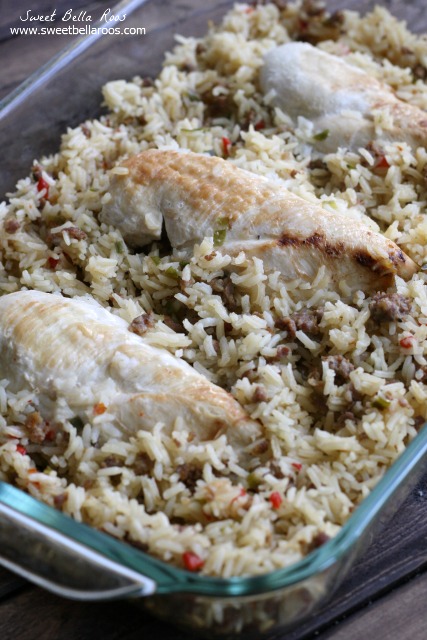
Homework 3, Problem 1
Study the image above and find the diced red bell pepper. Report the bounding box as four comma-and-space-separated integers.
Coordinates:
37, 177, 50, 198
375, 155, 390, 169
269, 491, 283, 509
222, 136, 231, 156
46, 256, 60, 269
182, 551, 204, 572
399, 336, 414, 349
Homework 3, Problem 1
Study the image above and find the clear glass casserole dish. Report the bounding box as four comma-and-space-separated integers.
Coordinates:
0, 0, 427, 637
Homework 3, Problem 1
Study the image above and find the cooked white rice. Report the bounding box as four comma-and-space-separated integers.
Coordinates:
0, 0, 427, 577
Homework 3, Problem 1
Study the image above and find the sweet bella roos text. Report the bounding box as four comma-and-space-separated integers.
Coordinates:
20, 9, 126, 23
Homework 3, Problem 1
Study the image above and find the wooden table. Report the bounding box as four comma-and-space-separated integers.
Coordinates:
1, 1, 427, 638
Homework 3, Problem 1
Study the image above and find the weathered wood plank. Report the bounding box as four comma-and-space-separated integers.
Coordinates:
0, 567, 26, 600
0, 583, 190, 640
0, 1, 112, 40
0, 1, 125, 99
320, 571, 427, 640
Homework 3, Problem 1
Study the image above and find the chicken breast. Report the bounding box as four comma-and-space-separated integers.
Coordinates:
259, 42, 427, 153
0, 290, 263, 460
101, 149, 417, 293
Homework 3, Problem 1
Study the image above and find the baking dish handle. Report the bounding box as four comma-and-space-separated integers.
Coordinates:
0, 500, 156, 600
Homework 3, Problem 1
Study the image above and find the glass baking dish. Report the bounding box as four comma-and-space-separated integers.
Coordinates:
1, 0, 427, 637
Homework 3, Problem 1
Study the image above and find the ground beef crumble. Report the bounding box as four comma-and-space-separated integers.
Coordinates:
211, 275, 239, 311
323, 354, 355, 384
369, 292, 411, 322
200, 86, 235, 119
101, 455, 122, 469
48, 226, 87, 245
133, 452, 154, 476
252, 385, 268, 403
413, 416, 426, 431
275, 308, 324, 337
25, 411, 51, 444
129, 312, 155, 336
306, 531, 331, 553
335, 410, 356, 427
176, 463, 203, 493
4, 218, 20, 234
53, 493, 67, 509
163, 315, 185, 333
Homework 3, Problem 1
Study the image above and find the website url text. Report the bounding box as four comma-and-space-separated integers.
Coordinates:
11, 25, 146, 36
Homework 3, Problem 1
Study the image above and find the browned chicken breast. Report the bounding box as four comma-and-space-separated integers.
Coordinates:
101, 149, 417, 293
259, 42, 427, 153
0, 290, 264, 462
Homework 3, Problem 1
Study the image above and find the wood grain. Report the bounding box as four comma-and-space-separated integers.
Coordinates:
321, 571, 427, 640
0, 1, 117, 99
1, 1, 427, 639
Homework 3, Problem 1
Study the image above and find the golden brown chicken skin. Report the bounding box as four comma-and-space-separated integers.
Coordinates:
101, 149, 417, 294
0, 290, 264, 461
260, 42, 427, 153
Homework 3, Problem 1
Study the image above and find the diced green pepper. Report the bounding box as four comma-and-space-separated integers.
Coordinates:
313, 129, 330, 141
372, 395, 391, 410
181, 127, 208, 133
165, 266, 180, 280
213, 228, 227, 246
247, 472, 262, 491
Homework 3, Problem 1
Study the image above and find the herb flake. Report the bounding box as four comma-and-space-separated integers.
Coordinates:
165, 266, 180, 280
313, 129, 330, 141
372, 395, 391, 410
213, 228, 227, 247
